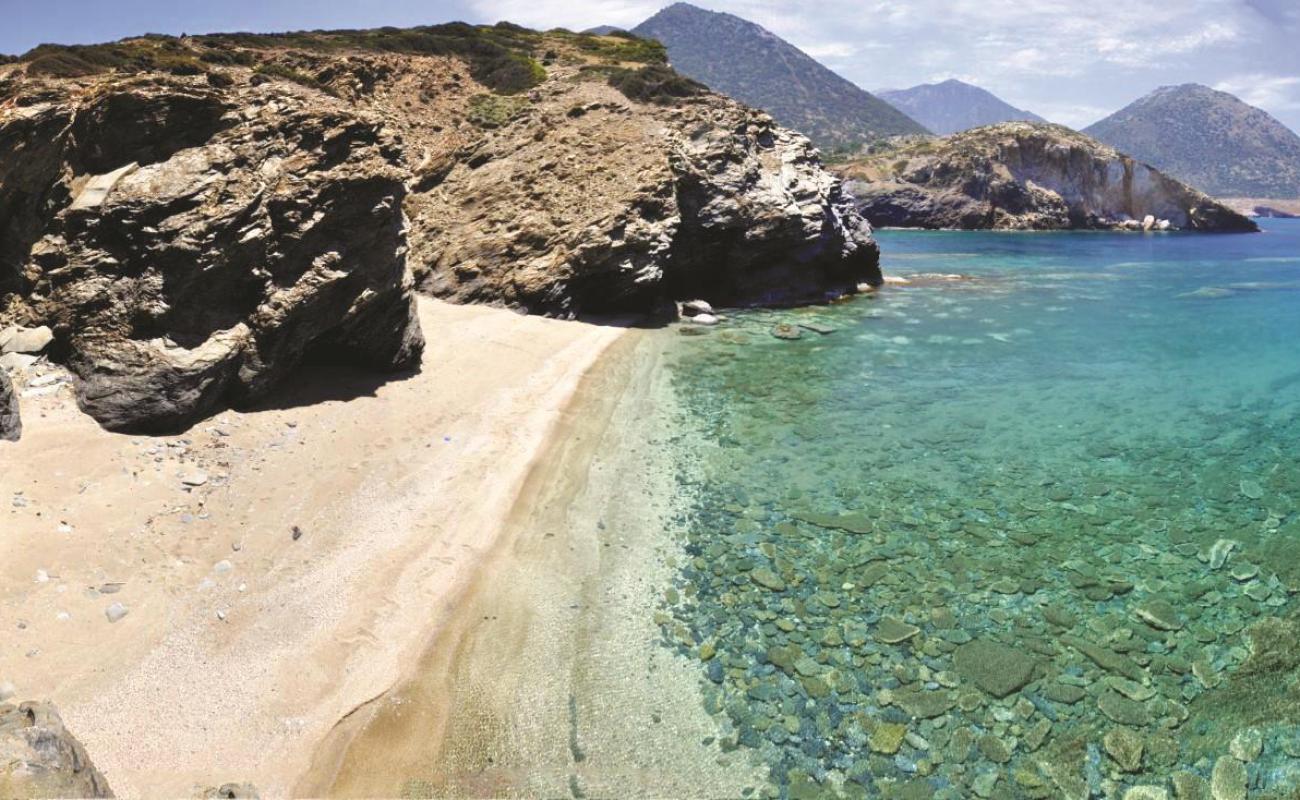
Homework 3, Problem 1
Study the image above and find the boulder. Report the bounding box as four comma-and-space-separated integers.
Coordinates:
953, 639, 1037, 698
0, 370, 18, 441
0, 326, 53, 355
681, 299, 715, 317
3, 79, 423, 433
0, 701, 113, 798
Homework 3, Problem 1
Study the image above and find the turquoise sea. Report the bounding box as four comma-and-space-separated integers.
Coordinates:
660, 220, 1300, 799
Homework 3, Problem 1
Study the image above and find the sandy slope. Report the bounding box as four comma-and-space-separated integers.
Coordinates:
0, 298, 624, 797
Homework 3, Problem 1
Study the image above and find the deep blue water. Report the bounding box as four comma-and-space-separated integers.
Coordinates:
661, 220, 1300, 799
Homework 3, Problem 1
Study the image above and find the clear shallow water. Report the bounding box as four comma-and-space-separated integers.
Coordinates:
660, 221, 1300, 799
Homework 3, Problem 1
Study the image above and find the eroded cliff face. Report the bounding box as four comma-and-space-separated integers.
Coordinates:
0, 77, 421, 432
405, 68, 880, 315
836, 122, 1257, 232
0, 31, 879, 431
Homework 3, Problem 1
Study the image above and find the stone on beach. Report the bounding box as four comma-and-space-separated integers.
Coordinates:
0, 702, 113, 797
0, 326, 53, 355
0, 371, 19, 442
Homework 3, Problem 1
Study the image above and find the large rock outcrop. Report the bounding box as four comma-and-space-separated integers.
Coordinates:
836, 122, 1258, 232
411, 72, 880, 315
0, 77, 423, 432
0, 370, 18, 441
0, 702, 113, 798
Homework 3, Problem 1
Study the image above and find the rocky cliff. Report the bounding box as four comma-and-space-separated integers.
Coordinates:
836, 122, 1258, 232
0, 702, 113, 798
0, 24, 879, 431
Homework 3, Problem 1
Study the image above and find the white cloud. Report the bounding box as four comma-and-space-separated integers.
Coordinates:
1214, 73, 1300, 113
469, 0, 659, 29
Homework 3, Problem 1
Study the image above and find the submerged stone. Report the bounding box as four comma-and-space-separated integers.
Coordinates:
876, 617, 921, 644
751, 568, 786, 592
1097, 690, 1151, 726
1134, 598, 1183, 631
869, 722, 908, 754
1210, 755, 1246, 800
953, 639, 1036, 698
1104, 727, 1145, 772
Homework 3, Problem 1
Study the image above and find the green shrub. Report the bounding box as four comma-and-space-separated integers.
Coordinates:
22, 40, 206, 77
20, 24, 549, 95
253, 61, 326, 90
466, 93, 528, 128
607, 64, 706, 105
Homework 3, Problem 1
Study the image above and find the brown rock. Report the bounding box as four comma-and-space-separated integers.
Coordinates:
0, 370, 18, 441
0, 701, 113, 798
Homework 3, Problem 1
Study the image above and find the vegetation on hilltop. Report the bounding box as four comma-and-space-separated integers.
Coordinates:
13, 23, 681, 99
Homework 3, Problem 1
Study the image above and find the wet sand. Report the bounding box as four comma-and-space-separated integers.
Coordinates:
0, 298, 628, 797
306, 330, 763, 798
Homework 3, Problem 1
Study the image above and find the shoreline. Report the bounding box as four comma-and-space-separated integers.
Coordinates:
0, 298, 627, 797
308, 327, 764, 798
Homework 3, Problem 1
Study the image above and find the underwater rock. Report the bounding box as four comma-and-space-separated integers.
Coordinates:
750, 568, 786, 592
1207, 539, 1237, 570
1228, 727, 1262, 762
1134, 598, 1183, 631
875, 616, 921, 644
770, 323, 802, 340
953, 639, 1037, 698
868, 722, 907, 754
1104, 727, 1145, 772
1097, 690, 1151, 726
1211, 755, 1247, 800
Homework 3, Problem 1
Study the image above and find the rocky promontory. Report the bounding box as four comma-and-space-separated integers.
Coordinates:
836, 122, 1258, 232
0, 25, 880, 432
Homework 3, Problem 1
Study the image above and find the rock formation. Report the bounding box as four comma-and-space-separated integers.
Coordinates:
411, 77, 880, 313
0, 369, 18, 441
0, 77, 422, 433
0, 26, 879, 431
836, 122, 1258, 232
0, 702, 113, 798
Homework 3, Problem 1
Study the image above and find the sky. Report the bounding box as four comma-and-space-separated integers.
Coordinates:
3, 0, 1298, 132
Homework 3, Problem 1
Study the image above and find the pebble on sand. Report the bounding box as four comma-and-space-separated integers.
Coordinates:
105, 602, 129, 623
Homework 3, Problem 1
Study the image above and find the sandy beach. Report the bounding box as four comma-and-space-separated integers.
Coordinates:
304, 331, 763, 798
0, 298, 627, 797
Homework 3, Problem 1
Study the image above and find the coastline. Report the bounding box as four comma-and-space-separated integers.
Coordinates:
0, 297, 626, 797
306, 327, 764, 798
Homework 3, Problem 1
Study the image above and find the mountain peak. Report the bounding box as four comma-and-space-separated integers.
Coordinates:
632, 5, 927, 149
877, 80, 1044, 136
1085, 84, 1300, 198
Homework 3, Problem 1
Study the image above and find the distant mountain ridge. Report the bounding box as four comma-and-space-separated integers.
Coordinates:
1084, 83, 1300, 199
878, 79, 1045, 136
632, 2, 927, 151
